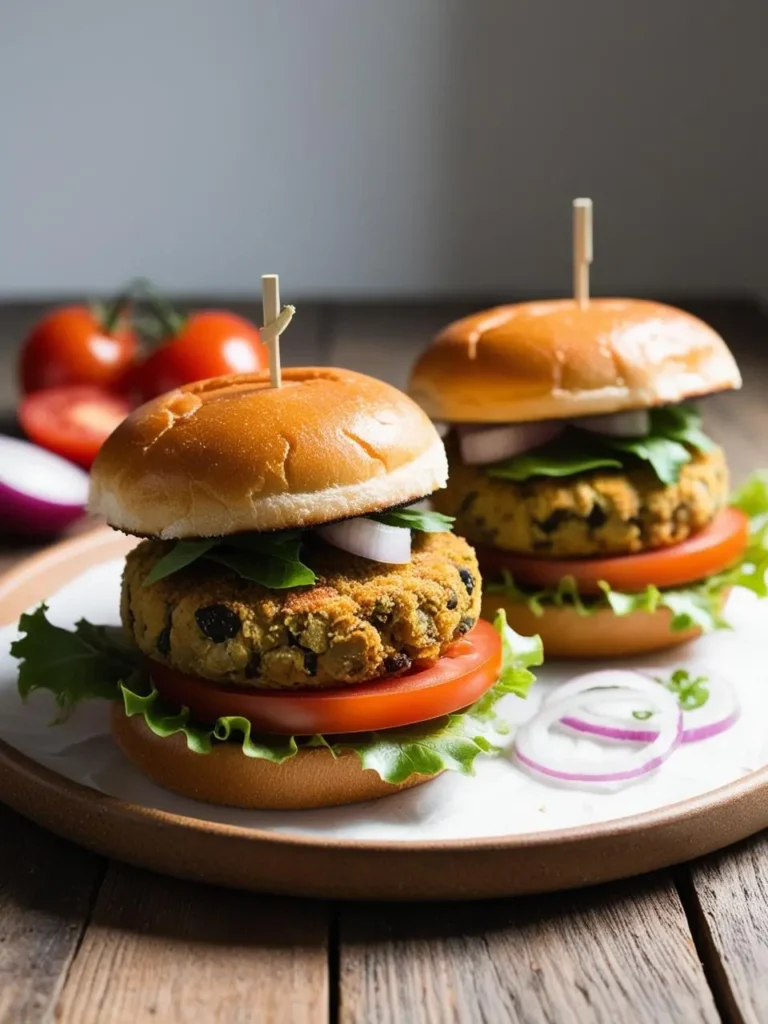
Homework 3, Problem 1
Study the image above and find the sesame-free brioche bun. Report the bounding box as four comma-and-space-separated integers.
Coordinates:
409, 299, 741, 424
480, 591, 723, 659
89, 367, 448, 539
110, 703, 435, 810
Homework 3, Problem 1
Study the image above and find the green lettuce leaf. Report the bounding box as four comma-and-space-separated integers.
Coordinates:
142, 531, 317, 590
599, 435, 690, 486
487, 448, 622, 481
11, 605, 141, 723
650, 404, 715, 453
121, 684, 301, 760
486, 472, 768, 634
143, 539, 220, 586
13, 605, 542, 784
372, 508, 455, 533
485, 403, 715, 485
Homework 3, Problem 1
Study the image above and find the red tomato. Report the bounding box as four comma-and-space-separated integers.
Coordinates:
19, 305, 138, 394
476, 507, 749, 594
19, 386, 131, 468
149, 620, 502, 736
131, 311, 268, 402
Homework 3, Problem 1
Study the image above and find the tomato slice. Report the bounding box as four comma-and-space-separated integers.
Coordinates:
476, 507, 749, 595
19, 386, 131, 469
149, 620, 501, 736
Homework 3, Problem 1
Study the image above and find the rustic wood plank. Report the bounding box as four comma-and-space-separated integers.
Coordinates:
339, 875, 719, 1024
683, 834, 768, 1024
0, 803, 104, 1024
56, 863, 329, 1024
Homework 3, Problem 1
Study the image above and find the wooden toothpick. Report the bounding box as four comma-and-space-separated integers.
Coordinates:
573, 198, 593, 309
261, 274, 295, 388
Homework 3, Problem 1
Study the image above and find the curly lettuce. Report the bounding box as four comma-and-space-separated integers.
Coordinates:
12, 606, 541, 784
485, 472, 768, 634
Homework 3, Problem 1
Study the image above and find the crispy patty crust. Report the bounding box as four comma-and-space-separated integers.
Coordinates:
433, 445, 728, 557
122, 532, 481, 689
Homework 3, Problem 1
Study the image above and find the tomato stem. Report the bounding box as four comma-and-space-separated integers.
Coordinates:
131, 277, 185, 338
100, 288, 133, 334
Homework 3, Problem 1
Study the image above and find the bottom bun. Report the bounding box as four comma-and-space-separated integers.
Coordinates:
480, 593, 718, 659
111, 704, 436, 810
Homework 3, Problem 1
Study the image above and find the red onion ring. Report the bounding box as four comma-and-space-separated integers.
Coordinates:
515, 676, 682, 786
551, 670, 739, 745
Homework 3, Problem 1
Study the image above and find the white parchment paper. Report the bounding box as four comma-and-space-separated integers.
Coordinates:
1, 558, 767, 843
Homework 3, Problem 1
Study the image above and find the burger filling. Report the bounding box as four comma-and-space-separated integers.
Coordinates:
433, 405, 768, 634
13, 505, 544, 784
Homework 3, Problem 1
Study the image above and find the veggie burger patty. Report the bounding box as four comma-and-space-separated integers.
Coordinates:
435, 444, 728, 558
122, 531, 481, 689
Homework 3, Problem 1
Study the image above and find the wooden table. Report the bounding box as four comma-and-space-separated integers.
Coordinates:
0, 299, 766, 1023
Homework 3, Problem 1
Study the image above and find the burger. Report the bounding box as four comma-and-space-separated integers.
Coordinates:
13, 367, 541, 809
409, 299, 768, 658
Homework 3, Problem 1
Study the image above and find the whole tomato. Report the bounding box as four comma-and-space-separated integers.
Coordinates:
19, 304, 138, 394
131, 310, 268, 402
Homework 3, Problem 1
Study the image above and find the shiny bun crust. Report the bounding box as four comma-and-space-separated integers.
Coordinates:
482, 593, 706, 658
409, 299, 741, 423
111, 704, 436, 809
89, 367, 448, 538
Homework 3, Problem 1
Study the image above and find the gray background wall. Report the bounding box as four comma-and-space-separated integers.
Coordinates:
1, 0, 766, 300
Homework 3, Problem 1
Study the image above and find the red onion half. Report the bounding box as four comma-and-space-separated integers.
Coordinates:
0, 435, 89, 535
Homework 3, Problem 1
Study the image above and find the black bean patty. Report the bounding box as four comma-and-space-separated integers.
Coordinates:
433, 445, 729, 557
121, 532, 481, 689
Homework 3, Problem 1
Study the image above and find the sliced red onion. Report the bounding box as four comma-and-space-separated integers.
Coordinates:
558, 671, 739, 745
456, 421, 563, 465
572, 409, 650, 438
0, 435, 89, 535
317, 517, 411, 563
515, 676, 681, 786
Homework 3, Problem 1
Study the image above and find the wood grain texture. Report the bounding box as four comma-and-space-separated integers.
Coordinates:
685, 834, 768, 1024
56, 863, 329, 1024
0, 804, 104, 1024
339, 876, 719, 1024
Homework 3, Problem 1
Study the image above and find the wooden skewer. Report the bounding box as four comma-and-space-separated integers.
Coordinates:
573, 198, 593, 309
261, 274, 295, 388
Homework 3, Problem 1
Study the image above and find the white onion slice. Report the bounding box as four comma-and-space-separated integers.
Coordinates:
572, 409, 650, 437
457, 422, 563, 465
317, 517, 411, 564
542, 669, 651, 706
0, 435, 89, 535
515, 673, 681, 787
558, 671, 739, 745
